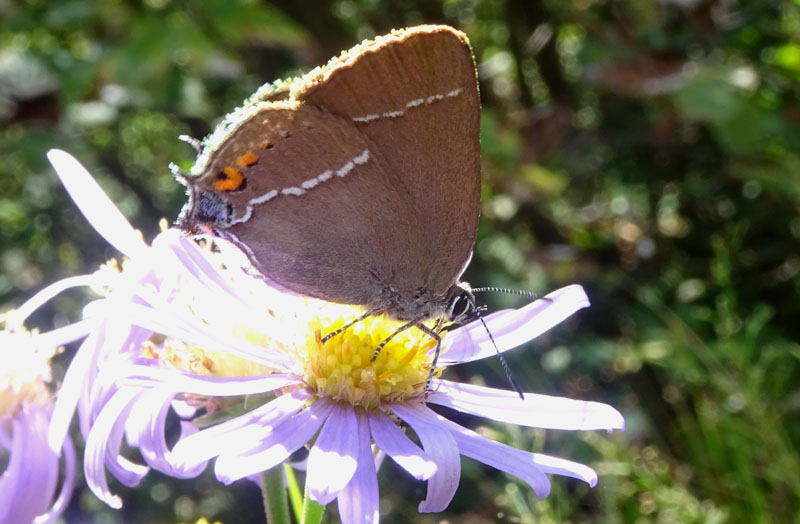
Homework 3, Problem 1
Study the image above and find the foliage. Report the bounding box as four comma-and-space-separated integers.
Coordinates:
2, 0, 799, 522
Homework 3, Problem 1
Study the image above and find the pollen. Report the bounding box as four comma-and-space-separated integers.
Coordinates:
143, 327, 274, 379
0, 321, 57, 417
300, 307, 445, 411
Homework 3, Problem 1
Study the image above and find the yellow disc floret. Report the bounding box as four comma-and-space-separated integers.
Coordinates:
301, 307, 444, 411
0, 318, 57, 418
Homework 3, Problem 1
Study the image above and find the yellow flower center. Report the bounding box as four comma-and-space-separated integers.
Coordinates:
0, 319, 57, 418
300, 307, 443, 410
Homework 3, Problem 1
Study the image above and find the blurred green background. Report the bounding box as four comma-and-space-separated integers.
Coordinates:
2, 0, 800, 522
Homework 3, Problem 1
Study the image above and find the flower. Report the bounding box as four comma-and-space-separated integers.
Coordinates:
36, 151, 294, 508
36, 150, 624, 522
115, 282, 622, 523
0, 323, 75, 524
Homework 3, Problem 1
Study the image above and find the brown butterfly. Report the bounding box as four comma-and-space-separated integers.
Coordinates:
175, 25, 481, 354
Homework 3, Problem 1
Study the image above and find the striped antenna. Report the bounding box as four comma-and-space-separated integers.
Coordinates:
476, 310, 523, 399
470, 286, 538, 299
453, 296, 524, 400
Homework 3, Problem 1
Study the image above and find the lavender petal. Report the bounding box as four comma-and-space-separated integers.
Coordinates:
35, 432, 76, 524
337, 410, 380, 524
171, 390, 309, 469
441, 284, 590, 364
215, 398, 334, 484
368, 409, 437, 480
0, 406, 59, 524
307, 403, 360, 505
47, 150, 147, 258
83, 388, 148, 508
428, 380, 625, 431
437, 414, 552, 497
48, 326, 103, 452
389, 403, 460, 513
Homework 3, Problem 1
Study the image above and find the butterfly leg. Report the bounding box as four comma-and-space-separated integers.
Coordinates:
321, 307, 381, 344
370, 319, 420, 360
414, 324, 445, 395
370, 318, 442, 393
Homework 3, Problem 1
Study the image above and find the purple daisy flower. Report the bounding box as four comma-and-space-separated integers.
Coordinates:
39, 150, 624, 522
115, 284, 622, 523
34, 152, 294, 507
0, 326, 75, 524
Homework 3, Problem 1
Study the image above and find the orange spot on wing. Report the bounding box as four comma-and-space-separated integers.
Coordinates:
213, 167, 245, 192
260, 141, 274, 150
236, 151, 259, 167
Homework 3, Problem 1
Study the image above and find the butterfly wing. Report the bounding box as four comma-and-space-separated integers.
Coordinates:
296, 25, 481, 300
181, 25, 480, 311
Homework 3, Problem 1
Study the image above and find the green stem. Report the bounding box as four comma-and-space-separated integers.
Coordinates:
284, 463, 304, 520
261, 467, 291, 524
300, 478, 326, 524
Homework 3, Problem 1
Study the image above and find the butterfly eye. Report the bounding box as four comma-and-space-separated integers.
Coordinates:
447, 289, 475, 322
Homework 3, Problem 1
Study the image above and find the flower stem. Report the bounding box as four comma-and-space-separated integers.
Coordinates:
300, 479, 325, 524
284, 463, 303, 520
261, 467, 290, 524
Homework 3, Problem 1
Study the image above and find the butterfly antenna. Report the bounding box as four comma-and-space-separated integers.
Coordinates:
469, 286, 543, 399
178, 134, 203, 154
171, 135, 204, 186
170, 162, 189, 185
475, 309, 524, 400
471, 286, 538, 299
